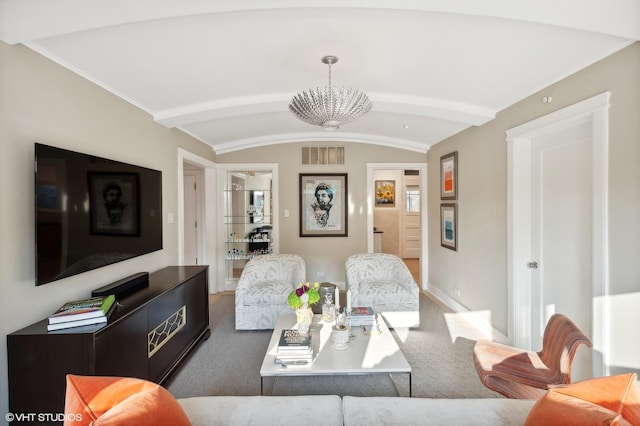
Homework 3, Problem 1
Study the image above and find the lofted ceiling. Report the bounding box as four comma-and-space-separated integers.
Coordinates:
1, 1, 638, 154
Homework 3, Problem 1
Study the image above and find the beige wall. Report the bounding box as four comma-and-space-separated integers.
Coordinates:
218, 144, 424, 284
0, 42, 215, 416
428, 42, 640, 372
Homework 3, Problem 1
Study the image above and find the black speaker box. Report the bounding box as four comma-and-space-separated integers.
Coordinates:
92, 272, 149, 298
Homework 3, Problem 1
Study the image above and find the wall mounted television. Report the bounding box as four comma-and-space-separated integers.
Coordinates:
35, 143, 163, 285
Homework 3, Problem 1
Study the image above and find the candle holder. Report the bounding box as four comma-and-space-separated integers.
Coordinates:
331, 323, 350, 350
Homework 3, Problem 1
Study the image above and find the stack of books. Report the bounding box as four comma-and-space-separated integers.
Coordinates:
47, 294, 116, 331
349, 306, 375, 327
275, 329, 313, 365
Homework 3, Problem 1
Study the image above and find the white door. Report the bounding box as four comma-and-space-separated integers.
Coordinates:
530, 122, 593, 380
183, 173, 200, 265
402, 179, 421, 259
508, 92, 610, 380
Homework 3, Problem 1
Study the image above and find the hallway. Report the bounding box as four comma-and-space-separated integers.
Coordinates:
403, 258, 420, 286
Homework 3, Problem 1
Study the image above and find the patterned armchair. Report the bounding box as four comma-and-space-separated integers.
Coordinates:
345, 253, 420, 328
235, 254, 306, 330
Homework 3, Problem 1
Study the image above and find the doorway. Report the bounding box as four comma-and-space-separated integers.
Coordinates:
507, 92, 610, 379
177, 149, 218, 292
367, 163, 428, 290
217, 164, 278, 291
402, 174, 421, 259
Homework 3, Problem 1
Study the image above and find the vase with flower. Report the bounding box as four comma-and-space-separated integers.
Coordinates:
287, 282, 320, 335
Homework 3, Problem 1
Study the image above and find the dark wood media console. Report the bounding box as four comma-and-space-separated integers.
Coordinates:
7, 265, 210, 424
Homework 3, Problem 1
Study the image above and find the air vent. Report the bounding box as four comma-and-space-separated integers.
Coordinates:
301, 146, 345, 165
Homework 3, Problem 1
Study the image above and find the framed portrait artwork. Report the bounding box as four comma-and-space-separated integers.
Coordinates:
299, 173, 348, 237
374, 180, 396, 207
440, 203, 457, 251
440, 151, 458, 200
88, 172, 140, 236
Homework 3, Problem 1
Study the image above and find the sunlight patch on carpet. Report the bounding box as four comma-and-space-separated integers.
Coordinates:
444, 310, 493, 343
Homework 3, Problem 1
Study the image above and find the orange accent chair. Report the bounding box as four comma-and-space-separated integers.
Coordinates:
473, 313, 593, 399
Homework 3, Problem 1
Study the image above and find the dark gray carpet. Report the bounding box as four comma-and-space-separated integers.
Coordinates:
166, 294, 501, 399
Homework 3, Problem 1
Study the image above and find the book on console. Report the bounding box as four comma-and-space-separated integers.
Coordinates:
277, 329, 311, 350
47, 302, 116, 331
47, 315, 108, 331
48, 294, 115, 324
47, 321, 110, 334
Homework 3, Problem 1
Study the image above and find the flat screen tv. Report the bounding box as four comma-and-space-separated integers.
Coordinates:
35, 143, 163, 285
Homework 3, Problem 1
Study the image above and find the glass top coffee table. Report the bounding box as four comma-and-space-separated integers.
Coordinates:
259, 313, 412, 396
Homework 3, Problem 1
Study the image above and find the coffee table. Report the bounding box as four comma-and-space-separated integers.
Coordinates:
260, 314, 412, 396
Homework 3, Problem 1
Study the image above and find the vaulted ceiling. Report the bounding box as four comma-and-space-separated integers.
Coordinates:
1, 1, 638, 154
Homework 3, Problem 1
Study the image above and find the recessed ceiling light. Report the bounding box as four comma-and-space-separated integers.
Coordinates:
403, 125, 410, 129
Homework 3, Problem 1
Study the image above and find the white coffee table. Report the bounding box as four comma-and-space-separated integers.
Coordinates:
260, 314, 412, 396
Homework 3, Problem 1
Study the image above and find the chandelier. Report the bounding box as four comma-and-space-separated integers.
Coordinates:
289, 55, 372, 130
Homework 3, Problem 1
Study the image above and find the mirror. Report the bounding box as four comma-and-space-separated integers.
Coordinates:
249, 190, 264, 224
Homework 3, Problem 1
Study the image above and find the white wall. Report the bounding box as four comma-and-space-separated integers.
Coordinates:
0, 41, 215, 419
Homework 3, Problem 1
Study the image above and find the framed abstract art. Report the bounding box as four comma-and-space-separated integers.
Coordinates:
440, 203, 457, 251
440, 151, 458, 200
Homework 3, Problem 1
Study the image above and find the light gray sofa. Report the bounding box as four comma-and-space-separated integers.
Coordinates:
177, 395, 535, 425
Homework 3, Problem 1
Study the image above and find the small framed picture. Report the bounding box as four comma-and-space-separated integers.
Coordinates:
440, 203, 457, 251
299, 173, 348, 237
440, 151, 458, 200
374, 180, 396, 207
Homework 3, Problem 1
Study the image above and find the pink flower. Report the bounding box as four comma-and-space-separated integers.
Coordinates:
295, 284, 309, 297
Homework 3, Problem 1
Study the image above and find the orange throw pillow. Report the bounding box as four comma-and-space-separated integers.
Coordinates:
525, 373, 640, 426
64, 375, 191, 426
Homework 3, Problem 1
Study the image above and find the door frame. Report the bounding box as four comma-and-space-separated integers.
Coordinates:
506, 92, 610, 376
216, 163, 279, 291
177, 149, 218, 292
367, 163, 428, 290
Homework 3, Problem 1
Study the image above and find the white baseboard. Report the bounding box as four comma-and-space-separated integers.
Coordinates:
426, 282, 509, 344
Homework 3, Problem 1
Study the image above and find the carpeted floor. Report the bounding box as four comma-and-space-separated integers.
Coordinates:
166, 293, 502, 399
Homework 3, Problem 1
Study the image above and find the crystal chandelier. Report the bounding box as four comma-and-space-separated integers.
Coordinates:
289, 55, 372, 130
